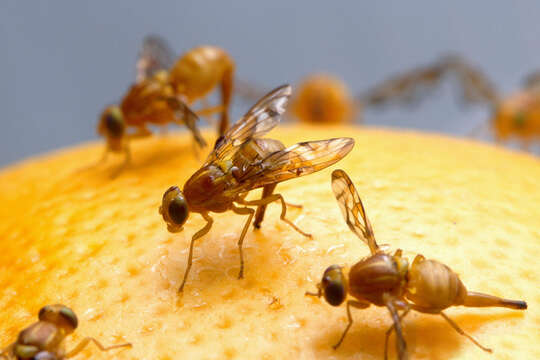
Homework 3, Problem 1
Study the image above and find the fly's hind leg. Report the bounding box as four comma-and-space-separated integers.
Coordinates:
218, 64, 234, 135
65, 337, 132, 358
238, 194, 312, 238
440, 311, 492, 353
179, 213, 214, 292
231, 204, 255, 279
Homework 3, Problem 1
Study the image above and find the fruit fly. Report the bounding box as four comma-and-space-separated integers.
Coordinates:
98, 35, 235, 167
237, 56, 540, 149
159, 84, 355, 292
0, 304, 131, 360
362, 54, 540, 149
306, 169, 527, 360
236, 62, 485, 126
236, 75, 358, 124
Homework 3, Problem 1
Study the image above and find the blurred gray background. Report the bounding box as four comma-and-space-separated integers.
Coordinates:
2, 1, 540, 166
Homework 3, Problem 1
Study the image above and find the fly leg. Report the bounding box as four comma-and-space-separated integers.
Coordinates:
196, 98, 220, 126
231, 204, 255, 279
110, 143, 132, 179
110, 126, 152, 178
440, 311, 492, 353
65, 337, 132, 358
99, 146, 110, 164
253, 184, 277, 229
195, 104, 225, 118
167, 96, 207, 149
385, 299, 408, 360
333, 300, 370, 350
238, 194, 312, 238
179, 213, 214, 292
253, 185, 303, 229
384, 305, 411, 360
218, 64, 234, 135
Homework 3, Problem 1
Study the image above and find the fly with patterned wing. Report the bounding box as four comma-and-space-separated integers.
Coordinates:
159, 84, 355, 292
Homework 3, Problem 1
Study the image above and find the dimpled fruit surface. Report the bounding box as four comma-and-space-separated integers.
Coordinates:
0, 126, 538, 360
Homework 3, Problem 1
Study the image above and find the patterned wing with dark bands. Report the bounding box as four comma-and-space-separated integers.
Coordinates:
166, 97, 206, 147
136, 35, 175, 82
361, 54, 499, 109
230, 137, 354, 193
331, 169, 379, 254
205, 84, 292, 165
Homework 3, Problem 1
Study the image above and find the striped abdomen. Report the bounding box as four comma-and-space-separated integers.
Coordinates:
405, 255, 467, 313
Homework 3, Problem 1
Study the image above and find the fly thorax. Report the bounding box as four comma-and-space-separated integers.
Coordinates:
17, 322, 63, 352
348, 253, 404, 306
183, 165, 231, 212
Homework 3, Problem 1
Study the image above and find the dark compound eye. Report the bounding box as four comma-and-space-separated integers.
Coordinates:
322, 265, 346, 306
160, 186, 189, 229
168, 196, 188, 225
38, 304, 78, 330
105, 112, 125, 137
59, 306, 78, 329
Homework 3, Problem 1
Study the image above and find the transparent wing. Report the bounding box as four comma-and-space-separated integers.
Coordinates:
166, 97, 206, 148
444, 55, 499, 106
229, 137, 354, 193
523, 70, 540, 91
234, 78, 269, 102
361, 54, 499, 109
136, 34, 175, 82
204, 84, 291, 165
331, 169, 379, 254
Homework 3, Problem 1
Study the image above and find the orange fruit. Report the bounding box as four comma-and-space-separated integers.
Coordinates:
0, 125, 537, 359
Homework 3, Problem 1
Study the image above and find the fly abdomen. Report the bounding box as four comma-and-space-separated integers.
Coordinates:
406, 256, 467, 312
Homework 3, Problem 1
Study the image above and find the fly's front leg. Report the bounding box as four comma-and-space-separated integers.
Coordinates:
65, 337, 132, 358
333, 300, 370, 350
231, 204, 255, 279
99, 146, 110, 164
179, 213, 214, 292
111, 125, 151, 177
239, 194, 312, 238
440, 311, 492, 353
110, 143, 132, 179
